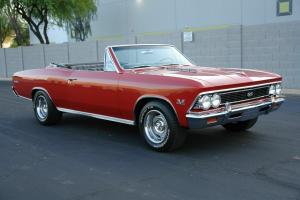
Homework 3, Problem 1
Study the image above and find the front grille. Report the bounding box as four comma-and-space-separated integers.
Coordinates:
220, 86, 270, 104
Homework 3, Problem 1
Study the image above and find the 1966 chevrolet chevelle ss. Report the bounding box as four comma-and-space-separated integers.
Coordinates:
12, 44, 284, 151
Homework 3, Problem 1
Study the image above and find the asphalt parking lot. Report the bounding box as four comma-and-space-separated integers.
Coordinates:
0, 81, 300, 200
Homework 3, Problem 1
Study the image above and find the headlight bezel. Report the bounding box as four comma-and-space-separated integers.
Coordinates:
198, 95, 212, 110
269, 83, 282, 96
275, 83, 282, 95
269, 84, 276, 95
211, 94, 221, 108
193, 93, 221, 110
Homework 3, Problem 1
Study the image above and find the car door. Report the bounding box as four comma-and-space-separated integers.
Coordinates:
44, 66, 74, 109
66, 51, 119, 118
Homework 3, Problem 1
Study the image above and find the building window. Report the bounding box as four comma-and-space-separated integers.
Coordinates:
277, 0, 292, 16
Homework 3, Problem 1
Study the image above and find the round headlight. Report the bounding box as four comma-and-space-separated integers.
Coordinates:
276, 84, 282, 95
211, 94, 221, 108
198, 95, 211, 110
269, 85, 276, 95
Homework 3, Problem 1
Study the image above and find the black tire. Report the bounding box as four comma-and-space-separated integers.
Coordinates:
138, 101, 187, 152
33, 90, 62, 125
222, 117, 258, 132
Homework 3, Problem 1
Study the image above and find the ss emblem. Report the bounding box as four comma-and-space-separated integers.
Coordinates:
247, 91, 254, 97
176, 99, 185, 105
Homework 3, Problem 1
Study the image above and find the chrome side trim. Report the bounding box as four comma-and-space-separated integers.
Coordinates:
12, 86, 18, 96
57, 107, 135, 125
186, 97, 285, 119
12, 86, 32, 100
188, 81, 282, 113
18, 95, 32, 101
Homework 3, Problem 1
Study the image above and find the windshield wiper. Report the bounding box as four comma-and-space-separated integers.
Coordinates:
132, 64, 182, 69
132, 65, 153, 69
161, 64, 181, 66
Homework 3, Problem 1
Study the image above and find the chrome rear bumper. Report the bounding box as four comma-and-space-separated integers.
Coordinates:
186, 97, 284, 129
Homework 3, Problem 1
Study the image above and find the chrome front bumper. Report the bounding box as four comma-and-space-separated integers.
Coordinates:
186, 97, 285, 129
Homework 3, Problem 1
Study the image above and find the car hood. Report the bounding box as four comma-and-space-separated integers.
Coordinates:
132, 65, 281, 87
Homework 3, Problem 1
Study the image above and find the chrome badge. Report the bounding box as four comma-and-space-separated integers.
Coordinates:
247, 91, 254, 98
176, 99, 185, 106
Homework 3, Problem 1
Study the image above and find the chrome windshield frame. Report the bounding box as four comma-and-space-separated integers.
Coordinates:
109, 44, 195, 71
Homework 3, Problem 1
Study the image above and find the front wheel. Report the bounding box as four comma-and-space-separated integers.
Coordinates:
33, 90, 62, 125
222, 118, 258, 132
139, 101, 187, 152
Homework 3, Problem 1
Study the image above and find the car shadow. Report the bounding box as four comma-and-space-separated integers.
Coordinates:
181, 127, 259, 153
58, 113, 141, 143
57, 113, 260, 154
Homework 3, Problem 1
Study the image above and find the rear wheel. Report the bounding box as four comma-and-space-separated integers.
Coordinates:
222, 118, 258, 132
138, 101, 187, 152
33, 91, 62, 125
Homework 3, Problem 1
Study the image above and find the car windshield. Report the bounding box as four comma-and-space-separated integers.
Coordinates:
112, 45, 193, 69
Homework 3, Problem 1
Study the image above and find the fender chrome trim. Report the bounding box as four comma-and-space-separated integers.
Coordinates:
133, 95, 179, 120
57, 107, 135, 125
32, 87, 57, 106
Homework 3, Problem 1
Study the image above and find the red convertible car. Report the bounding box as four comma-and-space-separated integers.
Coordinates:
12, 44, 284, 151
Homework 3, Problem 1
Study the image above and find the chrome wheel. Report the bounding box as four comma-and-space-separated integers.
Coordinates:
144, 110, 170, 145
35, 95, 48, 121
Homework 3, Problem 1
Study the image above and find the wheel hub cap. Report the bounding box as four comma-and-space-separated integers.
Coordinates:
36, 96, 48, 120
144, 110, 169, 144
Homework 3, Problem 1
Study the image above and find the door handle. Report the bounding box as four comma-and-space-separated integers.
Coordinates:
67, 78, 77, 84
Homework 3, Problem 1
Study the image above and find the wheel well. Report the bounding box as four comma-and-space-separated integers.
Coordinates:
134, 97, 177, 124
31, 88, 48, 100
31, 88, 58, 109
31, 89, 39, 100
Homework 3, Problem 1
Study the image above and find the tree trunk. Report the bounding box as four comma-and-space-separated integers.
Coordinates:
0, 34, 7, 48
0, 36, 5, 48
6, 7, 23, 46
43, 9, 49, 44
28, 22, 45, 44
15, 3, 48, 44
11, 18, 23, 45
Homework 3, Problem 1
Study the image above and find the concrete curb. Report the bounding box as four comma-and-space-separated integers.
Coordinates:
0, 78, 12, 81
282, 89, 300, 95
